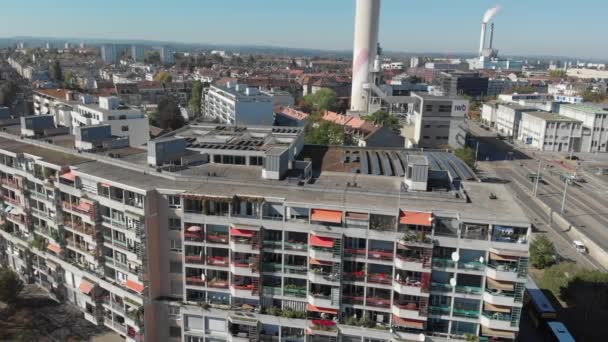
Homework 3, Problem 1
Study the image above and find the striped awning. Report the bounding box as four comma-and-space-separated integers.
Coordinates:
484, 302, 511, 313
486, 278, 515, 291
311, 209, 342, 224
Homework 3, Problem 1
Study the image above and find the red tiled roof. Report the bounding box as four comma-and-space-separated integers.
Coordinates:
278, 107, 309, 121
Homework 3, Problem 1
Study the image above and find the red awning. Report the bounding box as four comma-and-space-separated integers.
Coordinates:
126, 280, 145, 293
47, 243, 62, 254
311, 209, 342, 224
392, 315, 425, 329
399, 211, 432, 226
310, 235, 335, 248
60, 171, 76, 182
307, 304, 338, 315
309, 258, 333, 266
79, 280, 94, 294
230, 227, 255, 237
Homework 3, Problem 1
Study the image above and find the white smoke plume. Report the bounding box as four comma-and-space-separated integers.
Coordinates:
483, 5, 501, 23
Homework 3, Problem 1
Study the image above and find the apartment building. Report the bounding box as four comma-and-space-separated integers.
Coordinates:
517, 111, 583, 152
0, 124, 529, 342
101, 45, 118, 64
559, 104, 608, 152
204, 83, 274, 125
405, 92, 469, 149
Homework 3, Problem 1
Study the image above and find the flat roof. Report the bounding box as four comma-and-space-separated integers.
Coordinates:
562, 103, 608, 115
523, 111, 580, 122
0, 136, 90, 166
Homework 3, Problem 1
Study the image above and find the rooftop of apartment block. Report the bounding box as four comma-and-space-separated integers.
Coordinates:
523, 111, 581, 122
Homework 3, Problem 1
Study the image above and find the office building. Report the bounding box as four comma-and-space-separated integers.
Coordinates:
0, 123, 529, 342
495, 104, 540, 138
204, 83, 274, 125
517, 111, 583, 152
559, 104, 608, 152
440, 72, 489, 98
101, 45, 118, 64
131, 45, 146, 62
160, 47, 175, 65
404, 92, 469, 149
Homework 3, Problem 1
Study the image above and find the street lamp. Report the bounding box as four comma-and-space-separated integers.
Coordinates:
561, 178, 571, 214
533, 159, 542, 197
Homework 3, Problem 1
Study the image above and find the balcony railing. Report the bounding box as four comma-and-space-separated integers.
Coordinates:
207, 256, 229, 266
367, 273, 392, 285
186, 277, 206, 286
429, 305, 451, 315
455, 285, 482, 295
207, 279, 229, 289
343, 248, 366, 257
367, 250, 393, 261
309, 320, 337, 333
484, 287, 516, 297
342, 295, 364, 305
283, 286, 306, 298
365, 297, 391, 308
458, 261, 485, 271
185, 256, 206, 264
430, 282, 453, 293
263, 240, 282, 249
452, 308, 480, 319
184, 232, 205, 242
207, 233, 229, 244
343, 271, 365, 282
487, 262, 518, 273
284, 241, 307, 251
283, 265, 307, 275
1, 178, 22, 189
482, 311, 511, 321
432, 258, 456, 268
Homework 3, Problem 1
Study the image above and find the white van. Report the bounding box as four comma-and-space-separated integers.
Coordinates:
573, 240, 587, 253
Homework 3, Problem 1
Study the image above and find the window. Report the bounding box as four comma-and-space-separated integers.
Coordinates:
170, 239, 182, 252
169, 217, 181, 230
168, 195, 181, 208
425, 104, 433, 112
249, 156, 263, 166
121, 125, 129, 132
168, 305, 181, 320
438, 105, 451, 112
169, 326, 181, 338
170, 261, 183, 273
170, 280, 183, 296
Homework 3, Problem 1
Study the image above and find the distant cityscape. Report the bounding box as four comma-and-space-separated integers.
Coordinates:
0, 1, 606, 342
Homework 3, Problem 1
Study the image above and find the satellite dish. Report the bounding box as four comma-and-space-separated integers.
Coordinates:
449, 278, 456, 286
451, 252, 460, 262
479, 256, 485, 264
418, 333, 426, 341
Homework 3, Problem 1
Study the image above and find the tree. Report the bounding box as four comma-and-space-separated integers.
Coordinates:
144, 50, 161, 65
247, 55, 255, 66
548, 69, 567, 79
530, 235, 557, 269
362, 111, 400, 131
581, 89, 607, 103
188, 80, 203, 115
454, 147, 476, 169
154, 71, 173, 84
0, 267, 24, 304
50, 60, 62, 81
0, 81, 19, 107
304, 120, 347, 145
154, 97, 185, 130
63, 71, 74, 88
507, 86, 537, 94
302, 88, 338, 113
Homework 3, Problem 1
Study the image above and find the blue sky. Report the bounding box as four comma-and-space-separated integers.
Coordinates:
1, 0, 606, 58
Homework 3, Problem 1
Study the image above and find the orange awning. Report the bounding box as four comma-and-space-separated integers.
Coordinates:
399, 211, 432, 226
482, 327, 515, 339
47, 243, 62, 254
311, 209, 342, 224
100, 183, 110, 187
79, 280, 94, 294
307, 304, 338, 315
126, 280, 145, 293
486, 278, 515, 291
392, 315, 425, 329
230, 228, 255, 237
310, 235, 334, 248
309, 258, 333, 266
489, 252, 519, 261
60, 171, 76, 182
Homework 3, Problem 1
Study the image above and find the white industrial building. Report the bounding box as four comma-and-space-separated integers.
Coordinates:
495, 104, 539, 138
517, 111, 582, 152
404, 92, 469, 149
71, 96, 149, 147
204, 83, 274, 125
559, 104, 608, 152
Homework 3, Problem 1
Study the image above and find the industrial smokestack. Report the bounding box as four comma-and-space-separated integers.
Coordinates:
479, 23, 487, 56
351, 0, 381, 112
479, 5, 501, 56
489, 23, 495, 49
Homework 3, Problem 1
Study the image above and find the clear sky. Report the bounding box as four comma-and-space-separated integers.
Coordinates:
1, 0, 606, 59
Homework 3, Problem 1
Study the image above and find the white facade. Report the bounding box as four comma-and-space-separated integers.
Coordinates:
204, 84, 274, 125
131, 45, 145, 62
101, 45, 117, 64
481, 102, 498, 126
518, 111, 582, 152
72, 96, 149, 147
495, 104, 533, 137
559, 104, 608, 152
159, 47, 175, 65
553, 94, 583, 104
498, 93, 553, 103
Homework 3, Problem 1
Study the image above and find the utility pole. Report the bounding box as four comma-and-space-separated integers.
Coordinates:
561, 179, 570, 214
474, 141, 480, 169
533, 159, 542, 197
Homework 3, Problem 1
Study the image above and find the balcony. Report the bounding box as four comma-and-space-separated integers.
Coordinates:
186, 277, 206, 287
184, 232, 205, 243
262, 263, 282, 273
308, 320, 338, 336
342, 294, 364, 305
63, 220, 94, 236
230, 283, 258, 298
284, 241, 307, 251
458, 260, 485, 272
392, 303, 424, 320
207, 256, 229, 267
367, 273, 392, 286
283, 264, 307, 275
230, 259, 259, 276
343, 271, 365, 282
452, 307, 480, 319
486, 263, 519, 282
430, 282, 453, 293
1, 178, 23, 190
393, 279, 426, 296
185, 255, 205, 265
343, 248, 366, 259
63, 201, 96, 220
432, 258, 456, 269
481, 311, 517, 331
429, 305, 451, 316
455, 285, 482, 296
207, 278, 229, 289
283, 286, 306, 298
207, 233, 229, 245
307, 294, 336, 308
367, 249, 393, 262
262, 240, 282, 249
365, 296, 391, 309
308, 270, 340, 285
230, 237, 259, 254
